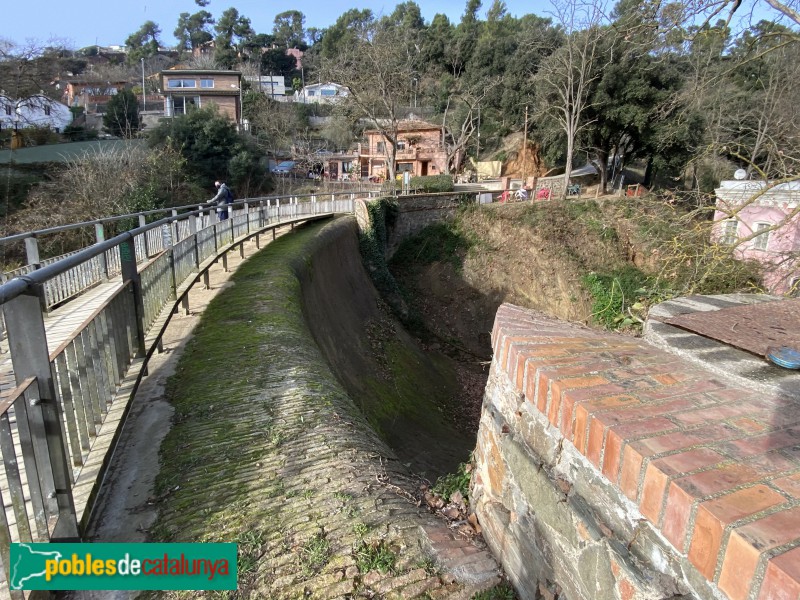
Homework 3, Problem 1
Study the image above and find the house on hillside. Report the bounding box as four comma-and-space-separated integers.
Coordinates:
713, 179, 800, 295
61, 79, 128, 113
245, 75, 287, 101
359, 119, 447, 181
286, 48, 304, 70
294, 82, 348, 104
0, 94, 72, 132
159, 68, 242, 122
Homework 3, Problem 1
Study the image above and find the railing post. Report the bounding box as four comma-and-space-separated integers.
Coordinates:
171, 210, 179, 243
95, 223, 109, 280
138, 214, 150, 258
24, 237, 41, 270
189, 214, 199, 269
4, 288, 79, 541
118, 238, 147, 358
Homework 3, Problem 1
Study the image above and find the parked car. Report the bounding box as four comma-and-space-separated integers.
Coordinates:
271, 160, 297, 175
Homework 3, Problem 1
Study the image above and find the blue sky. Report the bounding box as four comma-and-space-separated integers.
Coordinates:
4, 0, 555, 49
4, 0, 785, 50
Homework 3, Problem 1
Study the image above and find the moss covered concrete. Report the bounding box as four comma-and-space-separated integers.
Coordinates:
150, 217, 497, 598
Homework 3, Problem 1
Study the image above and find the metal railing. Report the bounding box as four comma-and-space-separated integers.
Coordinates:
0, 190, 381, 596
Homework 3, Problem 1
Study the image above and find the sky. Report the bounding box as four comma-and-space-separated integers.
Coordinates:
3, 0, 556, 49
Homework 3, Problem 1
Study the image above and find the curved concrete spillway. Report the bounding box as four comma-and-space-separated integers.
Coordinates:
298, 216, 474, 479
148, 216, 498, 597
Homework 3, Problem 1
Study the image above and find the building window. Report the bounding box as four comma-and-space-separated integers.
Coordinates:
752, 222, 770, 251
376, 142, 385, 153
397, 140, 406, 151
321, 89, 336, 96
167, 79, 197, 88
4, 106, 11, 116
43, 105, 51, 116
307, 90, 316, 96
200, 79, 214, 88
720, 219, 738, 245
172, 96, 200, 115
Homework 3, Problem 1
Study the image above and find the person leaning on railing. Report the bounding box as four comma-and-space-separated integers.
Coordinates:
210, 181, 233, 220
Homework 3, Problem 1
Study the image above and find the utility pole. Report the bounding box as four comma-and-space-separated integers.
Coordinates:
476, 105, 481, 159
141, 58, 146, 111
521, 105, 529, 188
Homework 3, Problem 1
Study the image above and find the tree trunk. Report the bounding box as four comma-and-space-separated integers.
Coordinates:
562, 132, 574, 200
594, 150, 608, 194
643, 157, 654, 188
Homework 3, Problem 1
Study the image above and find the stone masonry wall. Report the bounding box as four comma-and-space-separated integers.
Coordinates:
472, 303, 800, 600
385, 193, 472, 258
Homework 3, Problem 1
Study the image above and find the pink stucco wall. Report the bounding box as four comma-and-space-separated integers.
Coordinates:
714, 181, 800, 295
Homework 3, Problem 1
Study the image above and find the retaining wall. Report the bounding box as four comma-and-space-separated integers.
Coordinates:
385, 193, 473, 258
473, 303, 800, 600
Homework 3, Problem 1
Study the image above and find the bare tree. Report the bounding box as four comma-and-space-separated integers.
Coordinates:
441, 78, 498, 174
534, 0, 612, 198
321, 23, 418, 182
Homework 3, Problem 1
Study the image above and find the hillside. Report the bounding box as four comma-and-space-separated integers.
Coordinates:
387, 196, 761, 429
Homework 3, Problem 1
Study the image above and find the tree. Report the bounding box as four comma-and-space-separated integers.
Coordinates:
125, 21, 161, 64
0, 39, 69, 104
534, 0, 612, 198
9, 144, 194, 256
322, 22, 419, 182
441, 79, 496, 172
213, 8, 255, 68
174, 10, 214, 54
103, 89, 140, 138
147, 106, 269, 195
261, 49, 297, 78
317, 9, 374, 60
273, 11, 307, 49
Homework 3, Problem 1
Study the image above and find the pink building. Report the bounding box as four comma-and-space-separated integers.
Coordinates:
714, 180, 800, 295
360, 120, 447, 181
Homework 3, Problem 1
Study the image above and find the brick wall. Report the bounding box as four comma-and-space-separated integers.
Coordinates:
473, 303, 800, 600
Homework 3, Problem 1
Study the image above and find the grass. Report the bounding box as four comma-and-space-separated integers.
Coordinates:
390, 221, 475, 274
299, 532, 331, 575
354, 540, 396, 574
472, 582, 517, 600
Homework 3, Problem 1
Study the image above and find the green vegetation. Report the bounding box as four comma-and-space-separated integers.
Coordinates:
358, 198, 408, 321
390, 220, 475, 273
472, 582, 517, 600
582, 267, 656, 329
410, 174, 454, 193
103, 89, 140, 138
147, 106, 270, 196
299, 532, 331, 575
354, 540, 396, 574
432, 460, 472, 501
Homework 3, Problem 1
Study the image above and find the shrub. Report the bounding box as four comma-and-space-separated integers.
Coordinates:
432, 461, 472, 501
410, 174, 454, 193
582, 266, 655, 330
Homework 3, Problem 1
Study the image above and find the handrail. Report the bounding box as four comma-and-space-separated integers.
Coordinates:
0, 191, 382, 306
0, 211, 179, 304
0, 190, 375, 246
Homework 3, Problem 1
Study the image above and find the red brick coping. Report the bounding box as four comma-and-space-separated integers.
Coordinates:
491, 304, 800, 600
